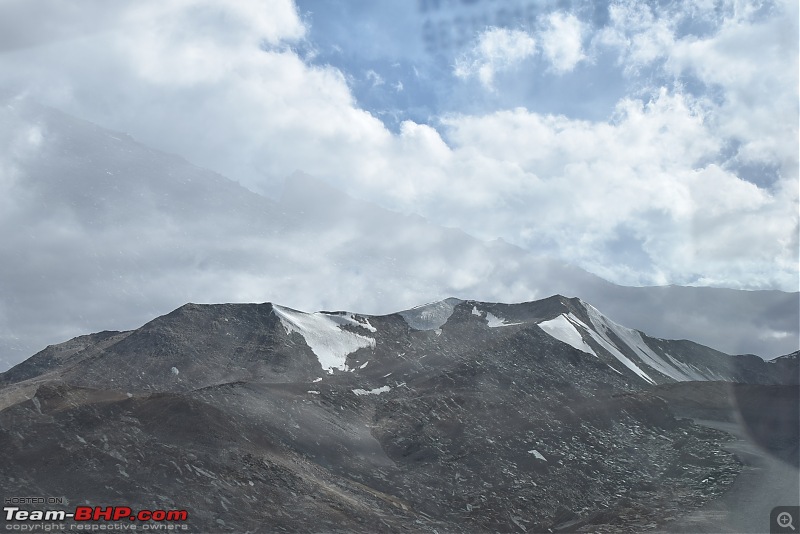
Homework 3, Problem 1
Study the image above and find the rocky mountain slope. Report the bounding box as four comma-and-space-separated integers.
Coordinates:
1, 296, 797, 532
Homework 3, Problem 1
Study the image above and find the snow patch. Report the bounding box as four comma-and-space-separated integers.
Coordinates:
581, 304, 656, 384
399, 298, 460, 330
485, 312, 522, 328
324, 312, 378, 333
352, 385, 391, 396
581, 302, 725, 383
472, 305, 522, 328
537, 314, 597, 357
663, 353, 715, 381
594, 313, 683, 380
273, 305, 375, 372
528, 449, 547, 461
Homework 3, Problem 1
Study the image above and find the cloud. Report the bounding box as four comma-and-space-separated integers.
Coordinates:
595, 1, 676, 71
0, 0, 393, 195
454, 27, 536, 90
365, 69, 384, 87
0, 0, 133, 52
539, 12, 585, 73
0, 0, 795, 299
589, 0, 798, 208
421, 88, 794, 290
1, 101, 794, 374
667, 0, 799, 175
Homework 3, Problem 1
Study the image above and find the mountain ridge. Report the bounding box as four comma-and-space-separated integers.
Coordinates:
3, 295, 795, 394
1, 294, 796, 532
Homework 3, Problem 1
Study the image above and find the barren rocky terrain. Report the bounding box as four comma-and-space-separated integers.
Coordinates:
1, 298, 797, 532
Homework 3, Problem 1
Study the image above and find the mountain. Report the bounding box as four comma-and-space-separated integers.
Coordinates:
4, 296, 790, 392
1, 297, 797, 532
1, 98, 797, 373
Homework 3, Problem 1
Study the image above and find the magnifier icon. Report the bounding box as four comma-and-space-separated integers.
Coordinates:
778, 512, 796, 531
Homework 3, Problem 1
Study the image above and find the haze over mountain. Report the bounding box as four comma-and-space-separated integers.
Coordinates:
0, 100, 796, 373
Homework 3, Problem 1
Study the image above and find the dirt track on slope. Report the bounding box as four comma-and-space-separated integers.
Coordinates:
662, 417, 799, 533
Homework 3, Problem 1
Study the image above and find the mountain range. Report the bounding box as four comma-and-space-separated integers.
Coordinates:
0, 296, 797, 532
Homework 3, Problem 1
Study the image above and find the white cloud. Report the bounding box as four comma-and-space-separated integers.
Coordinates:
539, 12, 585, 73
454, 27, 536, 90
595, 1, 676, 71
0, 0, 795, 294
667, 0, 799, 176
118, 1, 305, 85
0, 0, 132, 52
365, 69, 384, 87
0, 0, 392, 196
590, 0, 798, 230
425, 88, 795, 289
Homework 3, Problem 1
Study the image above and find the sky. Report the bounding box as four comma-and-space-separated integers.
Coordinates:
0, 0, 797, 290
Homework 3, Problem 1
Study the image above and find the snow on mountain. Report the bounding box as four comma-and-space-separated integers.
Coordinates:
2, 295, 796, 401
767, 350, 799, 363
352, 385, 392, 396
484, 312, 515, 328
399, 298, 462, 331
528, 449, 547, 461
323, 312, 378, 333
272, 305, 375, 372
471, 305, 523, 328
417, 296, 793, 386
537, 314, 598, 357
578, 314, 656, 385
581, 302, 722, 383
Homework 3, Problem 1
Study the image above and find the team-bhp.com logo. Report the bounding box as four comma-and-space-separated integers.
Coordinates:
4, 506, 188, 531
